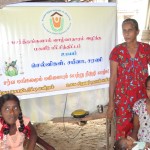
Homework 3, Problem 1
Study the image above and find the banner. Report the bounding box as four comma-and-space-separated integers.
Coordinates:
0, 2, 117, 99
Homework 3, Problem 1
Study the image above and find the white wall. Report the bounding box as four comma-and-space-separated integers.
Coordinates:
117, 0, 149, 43
21, 88, 109, 123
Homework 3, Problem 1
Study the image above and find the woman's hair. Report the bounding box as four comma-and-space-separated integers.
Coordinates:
114, 138, 127, 150
122, 18, 139, 31
145, 75, 150, 87
0, 93, 21, 112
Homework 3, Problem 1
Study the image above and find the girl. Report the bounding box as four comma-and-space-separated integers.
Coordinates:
0, 93, 37, 149
130, 75, 150, 143
113, 136, 149, 150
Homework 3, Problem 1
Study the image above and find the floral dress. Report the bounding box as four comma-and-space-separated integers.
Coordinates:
109, 42, 150, 140
133, 99, 150, 142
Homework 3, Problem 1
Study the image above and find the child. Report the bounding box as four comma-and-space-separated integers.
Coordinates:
114, 136, 148, 150
114, 137, 134, 150
0, 93, 37, 149
130, 75, 150, 143
114, 75, 150, 150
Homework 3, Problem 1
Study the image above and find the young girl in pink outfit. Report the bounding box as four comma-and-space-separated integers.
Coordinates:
0, 93, 37, 150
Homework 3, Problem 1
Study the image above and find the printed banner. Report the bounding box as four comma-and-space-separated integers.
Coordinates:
0, 3, 117, 99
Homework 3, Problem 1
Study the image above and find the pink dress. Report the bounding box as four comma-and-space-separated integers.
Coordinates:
0, 116, 30, 150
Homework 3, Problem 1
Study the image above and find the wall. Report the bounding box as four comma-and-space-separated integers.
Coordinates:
21, 88, 109, 122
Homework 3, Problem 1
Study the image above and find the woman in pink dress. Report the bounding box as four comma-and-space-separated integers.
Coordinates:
0, 93, 37, 149
107, 18, 150, 140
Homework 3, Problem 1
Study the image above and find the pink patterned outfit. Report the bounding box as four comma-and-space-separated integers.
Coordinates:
0, 116, 30, 150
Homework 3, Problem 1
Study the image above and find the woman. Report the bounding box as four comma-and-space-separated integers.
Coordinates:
107, 18, 150, 140
0, 93, 37, 149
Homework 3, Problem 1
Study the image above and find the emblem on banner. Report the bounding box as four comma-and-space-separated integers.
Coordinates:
4, 58, 18, 77
42, 9, 71, 34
